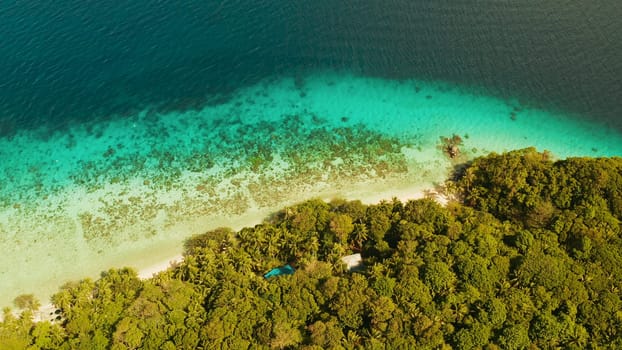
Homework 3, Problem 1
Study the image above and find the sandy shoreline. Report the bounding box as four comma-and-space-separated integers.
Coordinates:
5, 185, 445, 323
137, 254, 184, 279
134, 184, 445, 280
117, 182, 445, 284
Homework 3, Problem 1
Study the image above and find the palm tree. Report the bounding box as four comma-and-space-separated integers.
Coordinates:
350, 223, 368, 251
264, 226, 283, 258
174, 256, 198, 282
229, 248, 253, 275
343, 330, 362, 349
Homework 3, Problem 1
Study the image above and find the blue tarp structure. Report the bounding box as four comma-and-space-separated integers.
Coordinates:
264, 264, 295, 278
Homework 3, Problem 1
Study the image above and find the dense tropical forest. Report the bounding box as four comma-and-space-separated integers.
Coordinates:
1, 148, 622, 349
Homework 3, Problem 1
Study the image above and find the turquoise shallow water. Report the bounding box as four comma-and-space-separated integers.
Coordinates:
1, 70, 621, 306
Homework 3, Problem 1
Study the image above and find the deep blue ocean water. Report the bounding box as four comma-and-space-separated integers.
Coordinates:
1, 0, 621, 136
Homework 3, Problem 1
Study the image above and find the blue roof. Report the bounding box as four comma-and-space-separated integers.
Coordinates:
264, 264, 295, 278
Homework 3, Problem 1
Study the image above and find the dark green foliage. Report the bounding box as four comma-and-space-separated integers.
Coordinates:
422, 261, 457, 296
459, 148, 622, 236
2, 149, 622, 348
183, 227, 234, 255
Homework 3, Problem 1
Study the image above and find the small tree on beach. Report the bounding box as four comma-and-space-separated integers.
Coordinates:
13, 294, 41, 311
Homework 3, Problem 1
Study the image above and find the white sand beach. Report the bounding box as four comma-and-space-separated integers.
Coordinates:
4, 184, 443, 324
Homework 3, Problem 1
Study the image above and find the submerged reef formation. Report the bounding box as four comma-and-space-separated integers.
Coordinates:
70, 113, 410, 247
0, 109, 418, 251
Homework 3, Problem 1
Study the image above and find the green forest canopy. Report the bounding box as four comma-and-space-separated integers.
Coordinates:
2, 148, 622, 349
